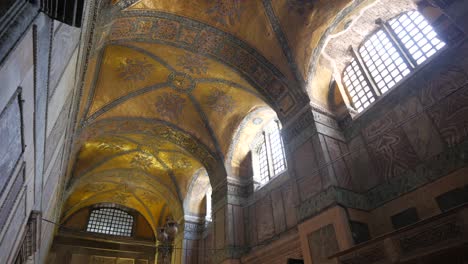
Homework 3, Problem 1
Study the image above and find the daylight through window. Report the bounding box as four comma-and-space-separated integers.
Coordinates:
253, 120, 286, 188
343, 10, 446, 113
86, 207, 134, 237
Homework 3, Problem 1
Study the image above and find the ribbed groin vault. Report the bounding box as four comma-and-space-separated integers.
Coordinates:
60, 0, 315, 262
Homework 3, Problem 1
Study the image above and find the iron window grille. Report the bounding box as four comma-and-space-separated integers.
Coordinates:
86, 206, 134, 237
343, 10, 446, 113
254, 120, 287, 188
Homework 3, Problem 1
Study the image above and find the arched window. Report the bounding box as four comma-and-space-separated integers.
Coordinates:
253, 120, 286, 188
343, 10, 446, 112
86, 206, 134, 237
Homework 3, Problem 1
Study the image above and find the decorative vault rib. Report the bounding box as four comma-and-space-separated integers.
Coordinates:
262, 0, 305, 87
78, 118, 221, 175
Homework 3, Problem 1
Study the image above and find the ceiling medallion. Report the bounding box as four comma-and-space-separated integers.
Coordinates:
167, 72, 195, 92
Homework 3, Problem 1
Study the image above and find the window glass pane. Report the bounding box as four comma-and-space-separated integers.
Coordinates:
257, 139, 269, 186
359, 30, 411, 94
254, 120, 287, 189
343, 59, 376, 112
389, 11, 445, 65
268, 122, 286, 175
86, 207, 133, 237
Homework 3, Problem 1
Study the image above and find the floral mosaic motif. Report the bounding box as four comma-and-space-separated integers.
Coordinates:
168, 72, 195, 91
177, 54, 209, 75
117, 58, 154, 81
169, 155, 192, 170
204, 89, 235, 115
97, 142, 124, 152
287, 0, 316, 15
113, 192, 131, 204
131, 153, 155, 170
207, 0, 243, 27
155, 93, 186, 119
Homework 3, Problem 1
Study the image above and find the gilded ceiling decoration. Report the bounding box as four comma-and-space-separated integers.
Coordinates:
65, 0, 363, 231
207, 0, 243, 27
117, 57, 154, 81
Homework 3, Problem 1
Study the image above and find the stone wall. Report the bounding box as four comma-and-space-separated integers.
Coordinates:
0, 2, 81, 262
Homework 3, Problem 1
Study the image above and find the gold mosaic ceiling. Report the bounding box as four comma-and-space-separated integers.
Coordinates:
65, 0, 361, 232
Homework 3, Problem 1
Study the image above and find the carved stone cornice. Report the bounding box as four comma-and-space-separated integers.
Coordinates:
183, 221, 205, 240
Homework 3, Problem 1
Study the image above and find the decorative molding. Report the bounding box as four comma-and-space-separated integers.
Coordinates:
183, 221, 205, 240
262, 0, 305, 87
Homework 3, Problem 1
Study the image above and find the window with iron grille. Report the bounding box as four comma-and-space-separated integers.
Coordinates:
86, 206, 134, 237
253, 120, 286, 189
343, 10, 446, 113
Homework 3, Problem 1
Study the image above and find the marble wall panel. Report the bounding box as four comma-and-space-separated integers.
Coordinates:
49, 22, 80, 99
0, 193, 25, 262
0, 166, 24, 233
293, 139, 322, 200
324, 136, 353, 190
394, 96, 444, 161
427, 83, 468, 146
45, 94, 71, 169
281, 183, 298, 229
308, 224, 339, 264
256, 194, 275, 242
366, 127, 420, 182
418, 65, 468, 108
247, 204, 258, 246
271, 188, 286, 234
344, 135, 378, 191
214, 207, 225, 249
0, 93, 22, 197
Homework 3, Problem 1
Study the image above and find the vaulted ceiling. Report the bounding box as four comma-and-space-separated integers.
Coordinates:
64, 0, 363, 233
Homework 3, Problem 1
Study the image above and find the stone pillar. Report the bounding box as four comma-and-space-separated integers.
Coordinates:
210, 178, 248, 264
181, 220, 205, 264
282, 107, 352, 221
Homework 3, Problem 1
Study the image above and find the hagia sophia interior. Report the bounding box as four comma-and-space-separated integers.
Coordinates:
0, 0, 467, 263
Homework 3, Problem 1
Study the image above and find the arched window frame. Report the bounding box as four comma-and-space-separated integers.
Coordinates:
252, 120, 287, 189
343, 10, 446, 113
86, 204, 135, 237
